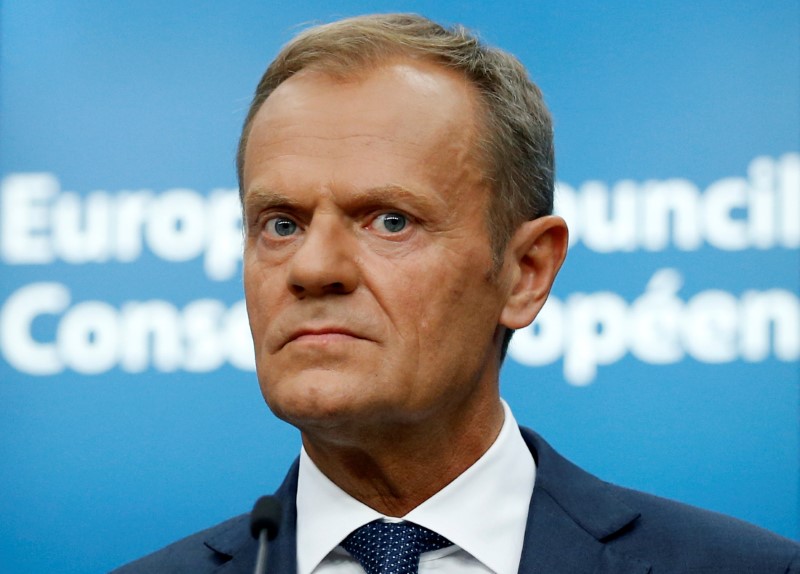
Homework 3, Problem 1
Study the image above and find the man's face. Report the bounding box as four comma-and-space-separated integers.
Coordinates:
242, 59, 516, 437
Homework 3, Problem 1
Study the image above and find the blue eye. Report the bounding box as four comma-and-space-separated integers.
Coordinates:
376, 213, 407, 233
267, 217, 298, 237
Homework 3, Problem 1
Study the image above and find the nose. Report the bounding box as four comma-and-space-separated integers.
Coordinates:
287, 216, 359, 297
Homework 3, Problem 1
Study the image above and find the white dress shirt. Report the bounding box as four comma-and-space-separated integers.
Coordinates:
296, 400, 535, 574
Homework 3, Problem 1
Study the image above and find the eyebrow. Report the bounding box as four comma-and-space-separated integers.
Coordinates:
349, 184, 446, 213
243, 183, 447, 217
243, 188, 296, 215
241, 189, 291, 235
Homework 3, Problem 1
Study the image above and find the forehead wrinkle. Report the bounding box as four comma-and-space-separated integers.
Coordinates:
247, 133, 427, 168
275, 128, 431, 154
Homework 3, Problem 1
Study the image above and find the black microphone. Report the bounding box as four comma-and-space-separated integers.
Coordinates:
249, 495, 282, 574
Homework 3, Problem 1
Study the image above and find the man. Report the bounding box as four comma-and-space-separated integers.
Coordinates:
114, 13, 799, 574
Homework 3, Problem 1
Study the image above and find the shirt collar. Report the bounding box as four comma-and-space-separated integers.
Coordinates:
296, 400, 536, 574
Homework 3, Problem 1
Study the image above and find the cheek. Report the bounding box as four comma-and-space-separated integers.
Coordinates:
243, 269, 264, 330
243, 259, 281, 345
391, 262, 476, 344
421, 264, 500, 343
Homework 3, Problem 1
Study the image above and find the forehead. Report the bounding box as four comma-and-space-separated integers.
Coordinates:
241, 59, 486, 201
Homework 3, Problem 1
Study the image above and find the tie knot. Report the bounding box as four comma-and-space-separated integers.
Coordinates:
341, 520, 453, 574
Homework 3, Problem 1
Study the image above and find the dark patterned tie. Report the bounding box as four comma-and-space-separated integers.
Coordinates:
341, 520, 453, 574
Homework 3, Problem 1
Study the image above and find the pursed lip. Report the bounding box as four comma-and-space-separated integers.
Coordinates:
281, 326, 367, 349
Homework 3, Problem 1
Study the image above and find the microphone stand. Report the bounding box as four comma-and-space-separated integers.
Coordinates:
250, 495, 282, 574
254, 528, 269, 574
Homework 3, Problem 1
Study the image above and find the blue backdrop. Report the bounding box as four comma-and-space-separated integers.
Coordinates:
1, 2, 798, 573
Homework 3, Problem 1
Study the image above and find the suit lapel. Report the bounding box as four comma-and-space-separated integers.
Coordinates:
518, 428, 651, 574
207, 459, 300, 574
266, 460, 300, 573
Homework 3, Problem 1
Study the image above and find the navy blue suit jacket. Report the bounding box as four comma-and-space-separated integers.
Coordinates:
112, 428, 800, 573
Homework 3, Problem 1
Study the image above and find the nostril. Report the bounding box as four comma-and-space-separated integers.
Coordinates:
289, 281, 348, 297
328, 282, 345, 293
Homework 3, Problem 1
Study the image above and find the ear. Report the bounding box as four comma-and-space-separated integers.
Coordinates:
499, 215, 568, 329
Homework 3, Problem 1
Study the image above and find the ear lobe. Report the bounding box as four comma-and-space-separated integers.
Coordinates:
499, 215, 568, 330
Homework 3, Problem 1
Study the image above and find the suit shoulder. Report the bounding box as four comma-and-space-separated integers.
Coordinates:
109, 513, 248, 574
520, 427, 798, 572
606, 484, 800, 571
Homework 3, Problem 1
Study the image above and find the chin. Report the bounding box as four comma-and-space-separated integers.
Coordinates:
260, 371, 371, 429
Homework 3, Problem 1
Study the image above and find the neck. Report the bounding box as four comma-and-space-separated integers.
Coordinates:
301, 396, 505, 516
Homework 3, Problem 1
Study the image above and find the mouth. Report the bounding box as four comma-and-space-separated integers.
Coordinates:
282, 327, 367, 349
